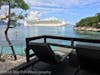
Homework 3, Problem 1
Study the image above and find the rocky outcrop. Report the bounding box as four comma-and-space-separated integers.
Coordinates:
74, 27, 100, 32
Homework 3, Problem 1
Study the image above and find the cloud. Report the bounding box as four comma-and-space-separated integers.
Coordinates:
24, 0, 100, 24
24, 0, 100, 15
24, 0, 100, 8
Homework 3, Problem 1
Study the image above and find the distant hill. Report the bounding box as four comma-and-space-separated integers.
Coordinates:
75, 13, 100, 28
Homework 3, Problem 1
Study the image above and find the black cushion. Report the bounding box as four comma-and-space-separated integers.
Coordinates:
76, 44, 100, 72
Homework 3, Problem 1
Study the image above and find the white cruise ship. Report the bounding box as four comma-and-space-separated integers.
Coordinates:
24, 11, 67, 26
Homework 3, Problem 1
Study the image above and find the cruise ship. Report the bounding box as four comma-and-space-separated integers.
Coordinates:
24, 11, 67, 26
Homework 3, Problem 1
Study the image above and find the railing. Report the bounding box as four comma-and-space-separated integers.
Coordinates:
25, 35, 100, 62
26, 35, 100, 49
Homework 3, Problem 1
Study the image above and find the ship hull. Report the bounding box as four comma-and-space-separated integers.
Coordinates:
24, 21, 67, 26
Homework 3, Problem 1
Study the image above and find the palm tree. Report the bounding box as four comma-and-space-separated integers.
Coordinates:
0, 0, 29, 60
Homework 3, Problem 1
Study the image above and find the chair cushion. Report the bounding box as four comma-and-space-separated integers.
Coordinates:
76, 44, 100, 72
53, 47, 72, 62
53, 47, 72, 56
54, 51, 67, 62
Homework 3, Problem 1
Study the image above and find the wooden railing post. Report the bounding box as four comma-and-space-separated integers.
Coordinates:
71, 39, 74, 48
44, 37, 47, 43
25, 47, 30, 62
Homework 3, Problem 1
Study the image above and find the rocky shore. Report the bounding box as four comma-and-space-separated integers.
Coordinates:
0, 54, 26, 74
74, 27, 100, 32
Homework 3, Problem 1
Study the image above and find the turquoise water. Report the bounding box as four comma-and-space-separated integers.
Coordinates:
0, 25, 100, 54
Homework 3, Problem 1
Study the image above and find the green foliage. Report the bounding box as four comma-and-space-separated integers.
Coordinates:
76, 13, 100, 28
17, 15, 24, 19
0, 59, 5, 62
0, 0, 29, 27
0, 0, 29, 10
14, 0, 29, 10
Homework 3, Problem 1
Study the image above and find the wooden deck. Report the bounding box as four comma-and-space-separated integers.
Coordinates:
2, 56, 100, 75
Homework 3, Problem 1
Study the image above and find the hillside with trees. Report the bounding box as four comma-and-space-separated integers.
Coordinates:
74, 13, 100, 31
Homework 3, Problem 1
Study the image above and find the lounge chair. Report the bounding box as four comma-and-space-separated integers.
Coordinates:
26, 42, 67, 65
75, 44, 100, 74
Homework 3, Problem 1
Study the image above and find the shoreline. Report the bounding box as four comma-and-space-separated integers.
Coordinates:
74, 27, 100, 32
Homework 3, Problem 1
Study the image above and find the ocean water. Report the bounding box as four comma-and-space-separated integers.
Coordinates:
0, 25, 100, 55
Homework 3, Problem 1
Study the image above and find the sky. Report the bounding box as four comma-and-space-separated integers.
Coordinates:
24, 0, 100, 25
0, 0, 100, 25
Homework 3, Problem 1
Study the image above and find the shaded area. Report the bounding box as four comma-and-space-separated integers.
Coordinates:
2, 55, 100, 75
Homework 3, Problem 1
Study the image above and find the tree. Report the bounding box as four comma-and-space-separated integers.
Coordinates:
96, 13, 100, 21
96, 13, 100, 17
0, 0, 29, 60
76, 13, 100, 28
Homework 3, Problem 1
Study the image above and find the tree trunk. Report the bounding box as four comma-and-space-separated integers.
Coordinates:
4, 2, 17, 60
5, 28, 17, 60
